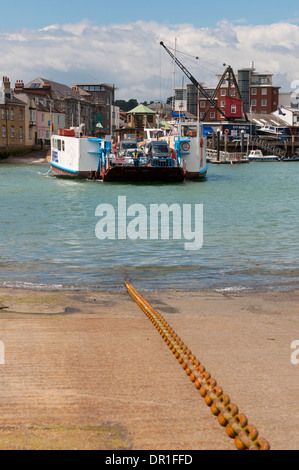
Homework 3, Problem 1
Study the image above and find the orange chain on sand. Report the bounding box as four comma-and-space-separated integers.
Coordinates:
126, 282, 271, 451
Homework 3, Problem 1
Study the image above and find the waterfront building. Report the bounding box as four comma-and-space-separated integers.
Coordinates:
14, 78, 93, 136
126, 104, 157, 140
274, 92, 299, 127
178, 64, 280, 123
174, 84, 198, 117
14, 80, 65, 147
0, 77, 26, 151
72, 82, 119, 137
36, 100, 65, 146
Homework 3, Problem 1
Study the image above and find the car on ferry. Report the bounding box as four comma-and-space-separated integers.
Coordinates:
146, 141, 171, 159
146, 141, 174, 168
118, 140, 138, 158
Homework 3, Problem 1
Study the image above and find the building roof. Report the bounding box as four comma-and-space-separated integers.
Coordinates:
72, 82, 119, 91
127, 104, 156, 114
5, 94, 26, 107
147, 102, 172, 112
164, 110, 198, 121
247, 113, 288, 127
25, 78, 85, 101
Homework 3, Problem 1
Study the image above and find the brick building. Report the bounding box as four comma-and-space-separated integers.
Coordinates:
178, 65, 280, 123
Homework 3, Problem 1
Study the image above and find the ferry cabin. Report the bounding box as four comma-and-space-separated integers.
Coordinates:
50, 132, 111, 178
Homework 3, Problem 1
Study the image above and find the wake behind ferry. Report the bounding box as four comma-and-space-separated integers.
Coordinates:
49, 121, 208, 183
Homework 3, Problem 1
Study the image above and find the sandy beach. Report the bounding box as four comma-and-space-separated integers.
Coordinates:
0, 149, 50, 165
0, 286, 298, 450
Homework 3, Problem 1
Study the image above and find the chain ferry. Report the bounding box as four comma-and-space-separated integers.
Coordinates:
49, 121, 208, 183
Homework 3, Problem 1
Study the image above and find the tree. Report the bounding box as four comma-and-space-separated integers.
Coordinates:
115, 99, 138, 112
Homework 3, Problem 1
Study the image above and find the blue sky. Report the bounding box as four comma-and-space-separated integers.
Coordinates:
1, 0, 299, 100
2, 0, 299, 31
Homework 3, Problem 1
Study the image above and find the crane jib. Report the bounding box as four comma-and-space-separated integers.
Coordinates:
160, 41, 248, 122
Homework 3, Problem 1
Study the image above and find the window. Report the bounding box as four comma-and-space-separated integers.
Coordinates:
260, 77, 269, 84
221, 100, 225, 108
251, 88, 257, 95
221, 89, 226, 96
210, 112, 215, 119
200, 112, 205, 119
11, 109, 14, 120
80, 85, 102, 92
11, 126, 14, 138
262, 88, 268, 95
29, 110, 36, 123
231, 105, 237, 114
2, 125, 6, 137
200, 101, 206, 108
230, 90, 235, 97
262, 100, 267, 107
251, 100, 257, 107
58, 139, 61, 151
19, 110, 23, 122
1, 109, 4, 120
62, 140, 65, 151
19, 127, 23, 140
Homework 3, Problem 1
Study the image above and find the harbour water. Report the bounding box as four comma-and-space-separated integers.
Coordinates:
0, 161, 298, 293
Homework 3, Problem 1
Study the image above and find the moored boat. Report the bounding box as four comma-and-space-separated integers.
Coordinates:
281, 156, 299, 162
247, 150, 279, 161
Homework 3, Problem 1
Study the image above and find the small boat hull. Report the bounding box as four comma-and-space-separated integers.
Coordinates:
50, 163, 99, 180
248, 157, 279, 161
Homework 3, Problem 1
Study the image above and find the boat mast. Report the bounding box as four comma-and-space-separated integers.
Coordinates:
172, 38, 177, 112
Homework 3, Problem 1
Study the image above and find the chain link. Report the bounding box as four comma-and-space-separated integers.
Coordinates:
126, 282, 270, 451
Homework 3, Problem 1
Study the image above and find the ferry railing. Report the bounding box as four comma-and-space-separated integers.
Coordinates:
109, 157, 176, 168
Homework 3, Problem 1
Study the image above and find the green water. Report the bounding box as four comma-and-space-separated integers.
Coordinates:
0, 161, 298, 292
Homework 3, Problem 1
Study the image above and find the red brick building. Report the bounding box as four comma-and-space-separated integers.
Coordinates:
197, 66, 280, 122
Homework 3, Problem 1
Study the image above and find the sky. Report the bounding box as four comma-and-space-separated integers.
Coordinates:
1, 0, 299, 101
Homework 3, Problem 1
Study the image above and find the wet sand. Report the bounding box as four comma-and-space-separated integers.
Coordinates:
0, 287, 298, 450
0, 149, 49, 165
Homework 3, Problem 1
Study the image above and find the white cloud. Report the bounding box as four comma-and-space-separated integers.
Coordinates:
1, 20, 299, 100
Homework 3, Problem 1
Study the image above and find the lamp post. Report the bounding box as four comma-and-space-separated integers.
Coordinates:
217, 128, 220, 161
241, 130, 245, 155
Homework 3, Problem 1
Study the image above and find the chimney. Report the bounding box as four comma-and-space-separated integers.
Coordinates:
14, 80, 24, 93
3, 76, 11, 90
